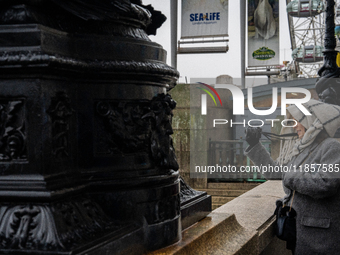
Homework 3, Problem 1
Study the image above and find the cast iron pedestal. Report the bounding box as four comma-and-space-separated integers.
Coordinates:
0, 1, 210, 254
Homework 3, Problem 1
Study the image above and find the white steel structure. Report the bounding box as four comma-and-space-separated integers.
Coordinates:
286, 0, 325, 78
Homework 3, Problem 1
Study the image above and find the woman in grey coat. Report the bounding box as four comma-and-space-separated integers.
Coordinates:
245, 100, 340, 255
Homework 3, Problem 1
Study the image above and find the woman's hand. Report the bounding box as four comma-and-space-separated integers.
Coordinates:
245, 127, 262, 148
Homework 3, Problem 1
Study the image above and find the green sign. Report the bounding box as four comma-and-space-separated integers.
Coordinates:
252, 47, 276, 60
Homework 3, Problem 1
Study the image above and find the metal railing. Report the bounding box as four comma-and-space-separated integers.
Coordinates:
208, 139, 271, 182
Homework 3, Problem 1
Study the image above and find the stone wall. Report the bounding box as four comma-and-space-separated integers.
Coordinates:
169, 84, 193, 186
169, 83, 233, 189
169, 83, 259, 209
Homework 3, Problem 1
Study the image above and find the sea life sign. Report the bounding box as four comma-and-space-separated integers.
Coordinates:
181, 0, 229, 38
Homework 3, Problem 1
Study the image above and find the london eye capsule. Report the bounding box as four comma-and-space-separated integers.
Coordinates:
292, 45, 323, 62
337, 5, 340, 17
287, 0, 324, 17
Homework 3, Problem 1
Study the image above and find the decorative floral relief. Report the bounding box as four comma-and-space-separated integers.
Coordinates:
95, 93, 179, 170
0, 99, 26, 162
0, 197, 119, 252
0, 205, 64, 250
48, 92, 73, 159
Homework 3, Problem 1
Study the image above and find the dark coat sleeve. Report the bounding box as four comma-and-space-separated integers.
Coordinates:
244, 142, 283, 179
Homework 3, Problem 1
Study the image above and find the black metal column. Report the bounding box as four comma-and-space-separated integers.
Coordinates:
316, 0, 340, 104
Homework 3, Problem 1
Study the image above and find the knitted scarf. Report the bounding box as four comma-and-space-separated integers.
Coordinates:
276, 100, 340, 165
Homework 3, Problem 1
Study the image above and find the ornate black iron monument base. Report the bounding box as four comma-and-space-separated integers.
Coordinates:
0, 1, 211, 254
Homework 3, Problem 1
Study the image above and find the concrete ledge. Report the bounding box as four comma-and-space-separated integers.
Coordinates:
149, 181, 291, 255
148, 212, 258, 255
214, 180, 291, 255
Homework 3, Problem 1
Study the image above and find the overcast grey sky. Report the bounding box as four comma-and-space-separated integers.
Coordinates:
143, 0, 292, 84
